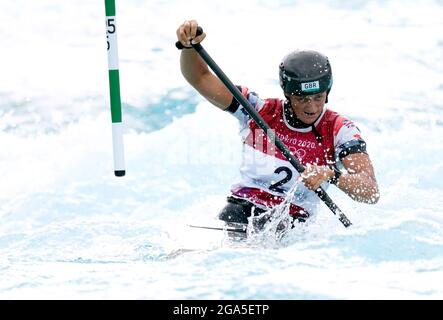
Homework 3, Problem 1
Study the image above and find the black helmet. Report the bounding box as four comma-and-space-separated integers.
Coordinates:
279, 50, 333, 98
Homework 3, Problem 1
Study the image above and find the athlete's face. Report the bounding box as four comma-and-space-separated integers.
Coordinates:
288, 92, 326, 124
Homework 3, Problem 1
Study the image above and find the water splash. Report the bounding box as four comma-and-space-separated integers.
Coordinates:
245, 183, 313, 247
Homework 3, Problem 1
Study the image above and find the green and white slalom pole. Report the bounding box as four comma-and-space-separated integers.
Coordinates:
105, 0, 125, 177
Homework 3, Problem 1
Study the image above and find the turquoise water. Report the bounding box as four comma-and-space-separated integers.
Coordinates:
0, 0, 442, 299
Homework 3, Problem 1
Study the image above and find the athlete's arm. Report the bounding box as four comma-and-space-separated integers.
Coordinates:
302, 153, 379, 204
177, 20, 233, 110
335, 153, 379, 204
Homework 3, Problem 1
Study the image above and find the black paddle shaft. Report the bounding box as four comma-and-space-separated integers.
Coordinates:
176, 27, 352, 228
189, 225, 246, 234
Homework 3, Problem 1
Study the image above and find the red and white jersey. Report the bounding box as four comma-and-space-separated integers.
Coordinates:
228, 87, 367, 218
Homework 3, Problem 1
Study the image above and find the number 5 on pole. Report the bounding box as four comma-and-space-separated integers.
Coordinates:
105, 0, 125, 176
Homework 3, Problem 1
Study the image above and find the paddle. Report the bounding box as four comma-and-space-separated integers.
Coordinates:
189, 225, 247, 234
176, 27, 352, 228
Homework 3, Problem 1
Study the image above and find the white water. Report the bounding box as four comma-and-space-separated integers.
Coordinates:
0, 0, 442, 299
